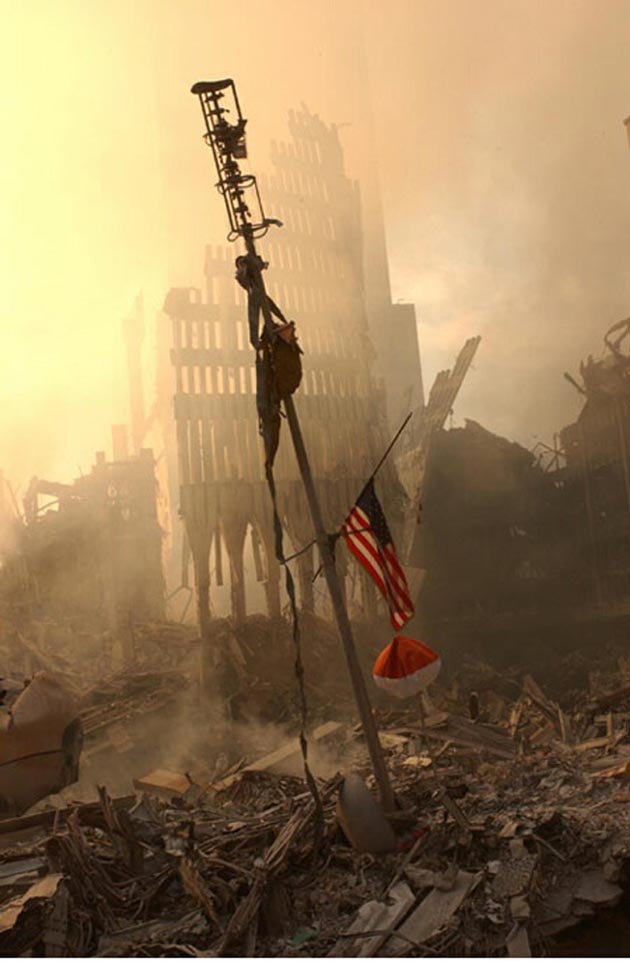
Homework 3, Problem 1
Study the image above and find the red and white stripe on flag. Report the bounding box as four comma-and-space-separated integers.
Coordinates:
343, 503, 414, 630
373, 635, 441, 699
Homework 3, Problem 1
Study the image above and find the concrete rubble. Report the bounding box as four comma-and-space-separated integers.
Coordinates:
3, 651, 630, 956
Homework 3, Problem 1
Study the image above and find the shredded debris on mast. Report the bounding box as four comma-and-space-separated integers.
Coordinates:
190, 77, 395, 811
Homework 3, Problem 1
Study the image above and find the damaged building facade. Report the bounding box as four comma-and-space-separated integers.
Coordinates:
0, 449, 165, 653
5, 76, 630, 962
158, 106, 423, 626
402, 321, 630, 678
561, 320, 630, 611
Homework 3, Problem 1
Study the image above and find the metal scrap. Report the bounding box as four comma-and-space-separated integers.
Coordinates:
0, 661, 630, 956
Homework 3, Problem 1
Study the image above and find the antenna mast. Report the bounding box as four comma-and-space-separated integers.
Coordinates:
191, 78, 394, 809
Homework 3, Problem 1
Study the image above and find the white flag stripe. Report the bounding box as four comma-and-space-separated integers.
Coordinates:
382, 560, 412, 604
342, 485, 415, 631
345, 509, 380, 550
353, 507, 410, 596
351, 512, 409, 596
348, 514, 413, 616
382, 545, 413, 595
345, 513, 383, 562
344, 520, 388, 596
378, 544, 413, 607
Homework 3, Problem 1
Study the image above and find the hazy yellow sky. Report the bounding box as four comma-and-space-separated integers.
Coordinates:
2, 0, 630, 490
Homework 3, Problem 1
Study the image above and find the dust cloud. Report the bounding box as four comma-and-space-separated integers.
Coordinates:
72, 689, 357, 803
1, 0, 630, 488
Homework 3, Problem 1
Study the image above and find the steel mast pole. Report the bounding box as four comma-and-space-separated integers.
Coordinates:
192, 79, 395, 811
243, 234, 394, 811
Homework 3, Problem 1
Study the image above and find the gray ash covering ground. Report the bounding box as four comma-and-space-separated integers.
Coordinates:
4, 622, 630, 955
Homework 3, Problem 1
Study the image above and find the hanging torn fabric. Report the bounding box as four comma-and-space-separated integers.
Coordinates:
236, 253, 303, 470
255, 337, 281, 470
272, 321, 303, 398
234, 253, 322, 829
235, 253, 286, 348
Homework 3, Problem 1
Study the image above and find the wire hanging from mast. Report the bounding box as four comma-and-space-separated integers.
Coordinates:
191, 78, 324, 828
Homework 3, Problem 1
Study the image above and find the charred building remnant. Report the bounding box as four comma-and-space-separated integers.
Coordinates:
162, 106, 419, 627
418, 419, 580, 624
398, 336, 481, 562
405, 321, 630, 667
1, 450, 164, 641
561, 319, 630, 610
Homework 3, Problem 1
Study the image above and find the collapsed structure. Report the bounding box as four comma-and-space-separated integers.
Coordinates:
561, 318, 630, 610
0, 450, 164, 645
158, 106, 422, 626
397, 320, 630, 680
2, 82, 630, 962
5, 655, 630, 957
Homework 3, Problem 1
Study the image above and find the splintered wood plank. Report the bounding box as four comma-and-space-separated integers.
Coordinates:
247, 722, 344, 774
329, 882, 415, 958
133, 769, 191, 797
506, 923, 531, 957
405, 714, 515, 759
0, 874, 64, 935
383, 870, 480, 956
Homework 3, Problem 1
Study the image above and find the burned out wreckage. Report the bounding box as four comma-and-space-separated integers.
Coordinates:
2, 80, 630, 958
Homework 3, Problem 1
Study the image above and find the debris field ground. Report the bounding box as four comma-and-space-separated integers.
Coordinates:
4, 620, 630, 956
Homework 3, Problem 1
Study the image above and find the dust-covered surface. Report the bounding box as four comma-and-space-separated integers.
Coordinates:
4, 651, 630, 956
0, 610, 388, 808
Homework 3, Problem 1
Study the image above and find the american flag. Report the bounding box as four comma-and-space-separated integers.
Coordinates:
342, 479, 414, 629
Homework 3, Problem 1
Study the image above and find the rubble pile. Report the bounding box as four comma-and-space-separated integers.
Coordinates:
4, 666, 630, 956
0, 611, 376, 727
80, 667, 191, 739
216, 613, 380, 724
78, 667, 192, 780
0, 618, 197, 693
0, 619, 199, 810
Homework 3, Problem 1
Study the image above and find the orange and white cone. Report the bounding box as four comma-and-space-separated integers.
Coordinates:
373, 635, 441, 700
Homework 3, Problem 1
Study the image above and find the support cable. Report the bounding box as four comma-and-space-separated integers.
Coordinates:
238, 254, 324, 833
